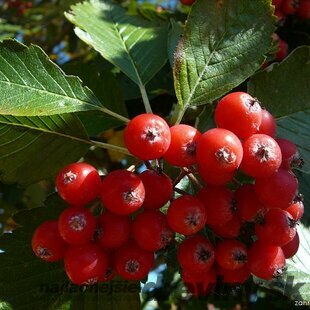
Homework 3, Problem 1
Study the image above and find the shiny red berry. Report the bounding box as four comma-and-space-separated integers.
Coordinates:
282, 231, 300, 258
241, 134, 282, 178
235, 184, 266, 222
124, 113, 171, 160
182, 268, 216, 296
101, 170, 145, 215
32, 220, 67, 262
255, 209, 297, 247
215, 240, 247, 271
297, 0, 310, 18
217, 265, 250, 284
139, 169, 173, 209
114, 240, 154, 280
163, 124, 201, 167
196, 128, 243, 174
254, 168, 298, 209
133, 210, 174, 251
276, 138, 303, 170
257, 109, 276, 137
64, 242, 109, 285
215, 92, 262, 139
210, 215, 243, 239
286, 195, 304, 220
167, 195, 207, 235
247, 241, 286, 280
198, 164, 235, 186
96, 211, 131, 248
197, 186, 235, 226
58, 208, 97, 245
56, 163, 101, 207
177, 235, 215, 273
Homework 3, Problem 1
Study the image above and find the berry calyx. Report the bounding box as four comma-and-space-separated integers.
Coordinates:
114, 240, 154, 280
215, 240, 247, 270
177, 235, 215, 273
56, 162, 101, 207
58, 208, 97, 245
32, 220, 67, 262
196, 128, 243, 174
215, 92, 262, 139
167, 195, 207, 235
124, 113, 171, 160
241, 134, 282, 178
101, 170, 145, 215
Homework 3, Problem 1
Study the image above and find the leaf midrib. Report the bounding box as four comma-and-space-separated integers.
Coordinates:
0, 80, 101, 112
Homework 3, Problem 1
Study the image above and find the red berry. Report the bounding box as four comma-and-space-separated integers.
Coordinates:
282, 231, 300, 258
215, 240, 247, 271
180, 0, 196, 5
124, 113, 171, 160
182, 268, 216, 296
139, 170, 173, 209
297, 0, 310, 18
257, 109, 276, 137
282, 0, 300, 14
215, 92, 262, 139
58, 208, 97, 245
247, 241, 286, 280
276, 138, 303, 170
114, 240, 154, 280
217, 265, 250, 284
133, 210, 174, 251
276, 38, 289, 61
286, 195, 304, 220
198, 164, 235, 186
196, 128, 243, 174
101, 170, 145, 215
241, 134, 282, 178
96, 212, 131, 248
210, 215, 243, 238
235, 184, 267, 222
64, 242, 109, 285
163, 124, 201, 167
167, 195, 207, 235
255, 209, 297, 246
177, 235, 215, 273
56, 162, 101, 207
32, 220, 67, 262
197, 187, 235, 226
254, 168, 298, 209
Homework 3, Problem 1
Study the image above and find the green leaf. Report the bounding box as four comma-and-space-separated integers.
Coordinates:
0, 114, 90, 185
248, 47, 310, 174
168, 20, 183, 68
65, 0, 169, 86
276, 110, 310, 174
254, 224, 310, 302
172, 0, 275, 123
62, 62, 127, 135
0, 39, 109, 116
0, 195, 141, 310
248, 46, 310, 118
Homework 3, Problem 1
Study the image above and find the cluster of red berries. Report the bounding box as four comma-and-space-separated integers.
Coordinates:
6, 0, 32, 15
273, 0, 310, 21
32, 91, 304, 296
